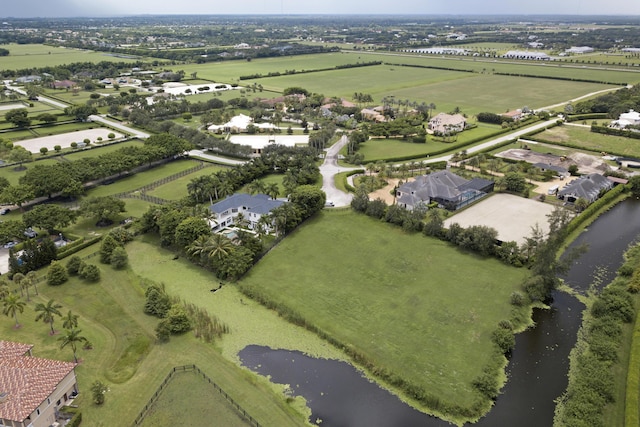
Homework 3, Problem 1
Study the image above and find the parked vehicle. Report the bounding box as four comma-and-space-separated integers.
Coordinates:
3, 241, 18, 249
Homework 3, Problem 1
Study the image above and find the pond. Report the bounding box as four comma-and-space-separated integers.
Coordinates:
240, 198, 640, 426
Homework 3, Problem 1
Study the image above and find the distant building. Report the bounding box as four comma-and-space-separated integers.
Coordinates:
565, 46, 594, 54
15, 75, 41, 84
532, 162, 569, 178
51, 80, 76, 89
504, 50, 550, 60
428, 113, 466, 135
0, 341, 78, 427
502, 109, 523, 121
209, 193, 285, 233
208, 114, 277, 133
360, 107, 386, 122
396, 170, 494, 211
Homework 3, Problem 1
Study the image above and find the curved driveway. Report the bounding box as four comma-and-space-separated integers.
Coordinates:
320, 135, 361, 207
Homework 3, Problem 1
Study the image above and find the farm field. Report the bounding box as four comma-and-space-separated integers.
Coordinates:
247, 64, 616, 115
237, 211, 527, 417
0, 44, 146, 69
533, 124, 640, 157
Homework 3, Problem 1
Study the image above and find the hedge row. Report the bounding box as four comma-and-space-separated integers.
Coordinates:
591, 125, 640, 140
239, 61, 382, 80
565, 113, 609, 122
493, 71, 627, 86
342, 169, 363, 193
56, 235, 103, 260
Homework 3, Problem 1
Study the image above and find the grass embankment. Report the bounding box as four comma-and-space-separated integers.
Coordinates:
0, 243, 308, 427
237, 210, 527, 422
625, 305, 640, 427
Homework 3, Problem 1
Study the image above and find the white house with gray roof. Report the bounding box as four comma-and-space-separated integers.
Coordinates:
209, 193, 284, 233
557, 173, 613, 203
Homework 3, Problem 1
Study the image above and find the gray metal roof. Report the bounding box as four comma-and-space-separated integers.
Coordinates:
557, 173, 612, 202
210, 193, 284, 215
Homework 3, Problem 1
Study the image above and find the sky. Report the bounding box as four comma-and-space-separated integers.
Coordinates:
3, 0, 640, 18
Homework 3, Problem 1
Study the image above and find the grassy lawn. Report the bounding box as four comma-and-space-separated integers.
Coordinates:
0, 158, 61, 186
61, 139, 145, 160
534, 125, 640, 157
84, 159, 202, 198
147, 164, 227, 200
138, 369, 252, 427
237, 211, 527, 417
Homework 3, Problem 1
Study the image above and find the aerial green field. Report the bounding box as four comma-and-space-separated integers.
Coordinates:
237, 211, 527, 417
0, 44, 144, 70
534, 124, 640, 157
147, 164, 227, 200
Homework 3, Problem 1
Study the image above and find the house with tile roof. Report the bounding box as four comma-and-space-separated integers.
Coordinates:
557, 173, 613, 203
396, 170, 494, 211
209, 193, 285, 233
428, 113, 466, 135
0, 341, 78, 427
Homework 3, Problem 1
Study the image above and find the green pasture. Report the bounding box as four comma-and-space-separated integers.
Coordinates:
0, 44, 143, 70
348, 51, 640, 85
246, 64, 615, 115
179, 52, 363, 82
238, 211, 527, 415
84, 159, 202, 198
0, 244, 306, 427
0, 158, 61, 186
147, 164, 227, 200
138, 370, 251, 427
534, 124, 640, 157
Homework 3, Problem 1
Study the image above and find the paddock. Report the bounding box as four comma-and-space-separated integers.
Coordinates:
443, 193, 558, 244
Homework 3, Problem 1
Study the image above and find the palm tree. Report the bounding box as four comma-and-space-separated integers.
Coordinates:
235, 212, 250, 229
187, 235, 212, 263
62, 310, 79, 330
266, 183, 280, 200
35, 299, 63, 335
0, 281, 10, 300
26, 271, 38, 296
246, 180, 266, 195
207, 234, 233, 260
59, 328, 87, 363
3, 293, 26, 328
12, 273, 25, 297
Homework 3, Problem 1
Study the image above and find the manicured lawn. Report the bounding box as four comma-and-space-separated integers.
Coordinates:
0, 158, 61, 186
237, 211, 527, 416
147, 164, 227, 200
61, 139, 145, 160
138, 369, 252, 427
237, 173, 286, 197
534, 125, 640, 157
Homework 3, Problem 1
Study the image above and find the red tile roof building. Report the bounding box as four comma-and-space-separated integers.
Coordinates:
0, 341, 77, 427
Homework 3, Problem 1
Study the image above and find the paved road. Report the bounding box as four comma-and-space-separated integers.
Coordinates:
89, 114, 150, 139
35, 95, 69, 109
320, 135, 361, 207
187, 149, 248, 165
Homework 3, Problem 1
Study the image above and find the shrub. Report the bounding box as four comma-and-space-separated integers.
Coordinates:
66, 256, 84, 276
100, 235, 120, 264
509, 291, 526, 306
110, 246, 128, 269
144, 283, 171, 318
91, 380, 108, 405
47, 261, 68, 286
54, 145, 61, 153
70, 142, 77, 148
108, 132, 115, 139
491, 327, 515, 354
155, 320, 171, 342
79, 263, 100, 282
165, 304, 192, 334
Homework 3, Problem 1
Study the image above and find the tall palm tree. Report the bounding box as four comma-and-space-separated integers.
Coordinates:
0, 282, 10, 300
26, 271, 38, 296
246, 180, 266, 195
266, 183, 280, 200
187, 235, 212, 264
3, 293, 26, 328
12, 273, 25, 297
207, 234, 233, 260
59, 329, 87, 363
62, 310, 79, 330
35, 299, 63, 335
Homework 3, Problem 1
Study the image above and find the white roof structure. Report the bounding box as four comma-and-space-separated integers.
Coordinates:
612, 109, 640, 128
565, 46, 594, 54
229, 134, 309, 150
504, 50, 550, 60
208, 114, 278, 132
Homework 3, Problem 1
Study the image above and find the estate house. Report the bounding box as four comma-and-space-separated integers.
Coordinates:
0, 341, 78, 427
557, 173, 614, 203
209, 193, 284, 233
428, 113, 466, 135
396, 170, 494, 211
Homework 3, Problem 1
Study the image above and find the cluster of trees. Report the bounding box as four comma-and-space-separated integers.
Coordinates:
366, 117, 427, 142
477, 112, 514, 125
1, 134, 191, 207
574, 83, 640, 118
